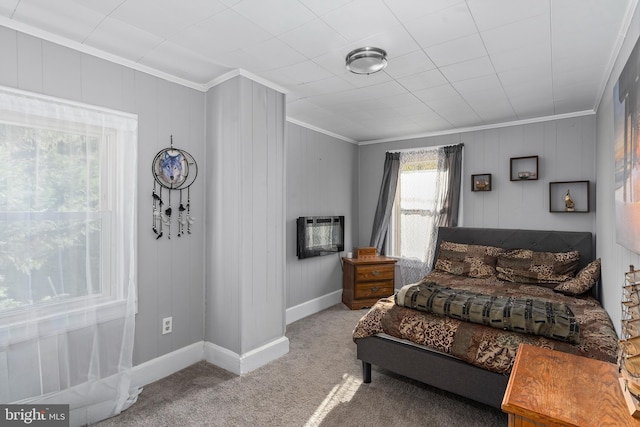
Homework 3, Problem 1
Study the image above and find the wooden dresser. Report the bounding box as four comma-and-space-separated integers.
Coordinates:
342, 256, 396, 310
502, 343, 640, 427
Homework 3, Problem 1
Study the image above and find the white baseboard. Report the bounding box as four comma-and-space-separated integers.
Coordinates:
128, 291, 343, 387
131, 341, 204, 389
204, 336, 290, 375
286, 289, 342, 325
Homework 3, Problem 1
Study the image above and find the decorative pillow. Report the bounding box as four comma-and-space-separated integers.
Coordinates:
434, 241, 504, 278
554, 258, 601, 296
496, 249, 580, 287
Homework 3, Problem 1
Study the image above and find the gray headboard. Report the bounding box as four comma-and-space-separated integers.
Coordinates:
433, 227, 599, 300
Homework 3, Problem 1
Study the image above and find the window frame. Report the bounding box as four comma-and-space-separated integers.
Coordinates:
0, 88, 137, 335
388, 151, 441, 261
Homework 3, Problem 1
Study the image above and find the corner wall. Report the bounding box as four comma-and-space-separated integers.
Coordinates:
595, 1, 640, 335
204, 75, 288, 372
285, 123, 358, 322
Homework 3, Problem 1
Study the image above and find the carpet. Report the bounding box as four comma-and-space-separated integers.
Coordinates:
94, 303, 507, 426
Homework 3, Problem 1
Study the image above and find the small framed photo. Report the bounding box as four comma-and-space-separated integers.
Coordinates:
472, 174, 492, 192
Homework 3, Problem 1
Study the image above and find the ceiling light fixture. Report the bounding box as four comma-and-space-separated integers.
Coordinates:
345, 47, 387, 75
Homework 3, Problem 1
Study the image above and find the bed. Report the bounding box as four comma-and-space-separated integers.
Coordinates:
352, 227, 618, 408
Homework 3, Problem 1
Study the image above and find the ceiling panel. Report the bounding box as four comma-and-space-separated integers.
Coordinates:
278, 18, 348, 59
466, 0, 549, 31
320, 0, 401, 43
397, 69, 449, 92
232, 0, 316, 35
140, 41, 232, 81
405, 3, 477, 48
384, 50, 437, 79
12, 0, 105, 42
171, 8, 273, 60
110, 0, 227, 38
480, 14, 550, 57
0, 0, 20, 16
83, 17, 164, 62
424, 33, 488, 68
0, 0, 634, 142
439, 56, 496, 83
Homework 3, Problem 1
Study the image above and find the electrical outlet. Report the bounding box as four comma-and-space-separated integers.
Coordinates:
162, 317, 172, 335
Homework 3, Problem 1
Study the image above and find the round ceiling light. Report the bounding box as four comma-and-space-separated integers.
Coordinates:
345, 47, 387, 75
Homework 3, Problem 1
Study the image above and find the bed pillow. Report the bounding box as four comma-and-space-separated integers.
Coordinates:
496, 249, 580, 287
434, 241, 504, 278
553, 258, 601, 296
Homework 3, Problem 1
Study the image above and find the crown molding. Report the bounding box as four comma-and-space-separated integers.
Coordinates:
286, 118, 358, 144
205, 69, 288, 95
357, 110, 596, 146
0, 19, 208, 92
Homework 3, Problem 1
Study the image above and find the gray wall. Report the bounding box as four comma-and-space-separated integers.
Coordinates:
286, 123, 358, 309
205, 76, 286, 354
596, 1, 640, 335
0, 27, 206, 366
357, 116, 596, 248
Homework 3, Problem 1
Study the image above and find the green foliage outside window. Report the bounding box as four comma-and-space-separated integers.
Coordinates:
0, 123, 104, 311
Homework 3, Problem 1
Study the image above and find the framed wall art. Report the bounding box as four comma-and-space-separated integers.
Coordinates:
471, 174, 492, 192
614, 37, 640, 253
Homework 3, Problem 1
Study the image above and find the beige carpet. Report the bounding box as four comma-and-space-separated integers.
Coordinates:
94, 304, 507, 426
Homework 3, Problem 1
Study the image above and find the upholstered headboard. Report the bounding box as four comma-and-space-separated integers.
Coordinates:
433, 227, 599, 301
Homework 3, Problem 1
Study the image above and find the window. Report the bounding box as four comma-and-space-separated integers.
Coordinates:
389, 149, 442, 262
0, 87, 137, 330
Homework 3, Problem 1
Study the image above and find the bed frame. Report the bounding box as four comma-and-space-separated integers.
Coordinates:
356, 227, 597, 408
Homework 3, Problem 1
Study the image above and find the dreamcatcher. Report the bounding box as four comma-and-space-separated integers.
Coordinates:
151, 136, 198, 239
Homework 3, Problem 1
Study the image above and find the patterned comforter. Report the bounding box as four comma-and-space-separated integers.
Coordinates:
352, 270, 618, 374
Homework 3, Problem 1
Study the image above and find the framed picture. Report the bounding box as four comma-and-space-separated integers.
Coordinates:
614, 37, 640, 253
471, 174, 491, 192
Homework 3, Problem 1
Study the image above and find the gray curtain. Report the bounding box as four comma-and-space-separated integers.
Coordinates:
437, 143, 463, 227
369, 152, 400, 254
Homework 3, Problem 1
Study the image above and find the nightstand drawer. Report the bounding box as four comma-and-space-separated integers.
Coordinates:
355, 281, 394, 299
356, 264, 394, 281
342, 256, 397, 310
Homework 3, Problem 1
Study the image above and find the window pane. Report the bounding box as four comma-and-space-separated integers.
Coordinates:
400, 168, 437, 210
391, 158, 440, 261
0, 123, 103, 311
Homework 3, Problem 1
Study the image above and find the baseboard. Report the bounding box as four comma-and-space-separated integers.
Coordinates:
130, 341, 204, 389
204, 336, 290, 375
127, 291, 344, 387
286, 289, 342, 325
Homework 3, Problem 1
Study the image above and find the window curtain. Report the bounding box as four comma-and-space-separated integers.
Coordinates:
436, 144, 463, 228
371, 144, 463, 286
369, 152, 400, 254
0, 87, 139, 426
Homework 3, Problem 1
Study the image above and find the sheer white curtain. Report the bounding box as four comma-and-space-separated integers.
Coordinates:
0, 87, 139, 426
390, 145, 463, 286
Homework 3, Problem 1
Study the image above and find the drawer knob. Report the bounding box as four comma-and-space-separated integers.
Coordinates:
371, 286, 380, 292
371, 270, 380, 276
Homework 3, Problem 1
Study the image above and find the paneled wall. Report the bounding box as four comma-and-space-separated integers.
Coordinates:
286, 123, 358, 311
596, 1, 640, 335
205, 76, 286, 356
0, 27, 206, 366
358, 116, 596, 247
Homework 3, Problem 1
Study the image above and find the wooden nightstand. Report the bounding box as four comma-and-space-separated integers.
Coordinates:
342, 256, 396, 310
502, 343, 640, 427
